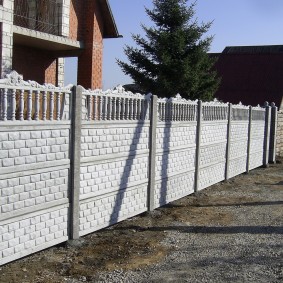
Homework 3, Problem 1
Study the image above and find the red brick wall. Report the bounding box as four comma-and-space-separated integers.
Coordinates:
13, 45, 57, 85
76, 1, 104, 89
12, 1, 105, 88
69, 0, 83, 41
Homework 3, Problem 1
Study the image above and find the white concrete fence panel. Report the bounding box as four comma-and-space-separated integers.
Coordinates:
0, 71, 278, 265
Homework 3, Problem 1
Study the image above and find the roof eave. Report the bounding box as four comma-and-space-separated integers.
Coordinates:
99, 0, 121, 39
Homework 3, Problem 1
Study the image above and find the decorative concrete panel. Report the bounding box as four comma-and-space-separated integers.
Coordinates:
0, 205, 69, 265
80, 155, 149, 198
79, 184, 147, 236
199, 163, 226, 190
154, 171, 195, 208
81, 123, 149, 158
155, 148, 195, 179
156, 124, 197, 150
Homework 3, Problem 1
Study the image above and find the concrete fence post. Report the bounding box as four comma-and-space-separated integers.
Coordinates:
225, 103, 232, 180
269, 102, 278, 163
194, 100, 202, 193
246, 105, 252, 173
147, 95, 158, 211
263, 102, 271, 167
69, 85, 83, 239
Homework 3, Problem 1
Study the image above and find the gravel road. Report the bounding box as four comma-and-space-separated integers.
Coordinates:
95, 159, 283, 283
1, 158, 283, 283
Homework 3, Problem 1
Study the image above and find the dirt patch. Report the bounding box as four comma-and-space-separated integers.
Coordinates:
1, 157, 283, 283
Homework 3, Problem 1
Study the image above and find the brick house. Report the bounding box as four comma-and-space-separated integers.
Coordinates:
0, 0, 120, 89
213, 45, 283, 110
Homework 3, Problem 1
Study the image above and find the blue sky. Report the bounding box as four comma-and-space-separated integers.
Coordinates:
65, 0, 283, 89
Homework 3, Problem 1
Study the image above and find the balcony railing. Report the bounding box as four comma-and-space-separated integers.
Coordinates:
14, 0, 60, 36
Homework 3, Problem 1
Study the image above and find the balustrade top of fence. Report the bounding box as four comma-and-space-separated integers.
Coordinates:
0, 71, 72, 122
202, 99, 229, 121
81, 85, 152, 122
0, 71, 275, 123
157, 94, 198, 122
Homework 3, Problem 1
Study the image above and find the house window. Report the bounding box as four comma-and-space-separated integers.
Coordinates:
13, 0, 61, 36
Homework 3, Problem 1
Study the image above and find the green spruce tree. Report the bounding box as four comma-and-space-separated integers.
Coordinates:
117, 0, 220, 100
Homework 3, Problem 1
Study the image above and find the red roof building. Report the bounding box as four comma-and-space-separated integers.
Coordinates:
213, 45, 283, 110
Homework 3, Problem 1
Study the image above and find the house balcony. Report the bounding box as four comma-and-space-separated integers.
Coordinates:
13, 0, 82, 56
14, 0, 59, 36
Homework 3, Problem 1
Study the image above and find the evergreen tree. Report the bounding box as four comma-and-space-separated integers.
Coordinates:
117, 0, 220, 100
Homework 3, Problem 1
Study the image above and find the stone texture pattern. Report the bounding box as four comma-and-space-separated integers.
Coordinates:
154, 171, 195, 208
0, 205, 69, 265
80, 125, 149, 158
200, 123, 227, 145
80, 156, 148, 197
0, 169, 68, 214
79, 122, 150, 236
199, 122, 227, 189
79, 184, 147, 236
155, 124, 197, 150
0, 124, 71, 266
199, 163, 226, 190
229, 122, 249, 178
0, 0, 14, 77
249, 121, 265, 170
0, 129, 69, 168
155, 148, 195, 179
154, 123, 197, 207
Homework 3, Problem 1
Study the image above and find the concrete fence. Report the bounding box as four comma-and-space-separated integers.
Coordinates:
276, 110, 283, 157
0, 71, 278, 265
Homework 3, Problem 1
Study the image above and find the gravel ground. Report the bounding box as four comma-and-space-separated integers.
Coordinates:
1, 158, 283, 283
95, 159, 283, 283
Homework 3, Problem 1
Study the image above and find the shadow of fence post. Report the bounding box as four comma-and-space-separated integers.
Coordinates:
109, 95, 151, 224
158, 99, 172, 207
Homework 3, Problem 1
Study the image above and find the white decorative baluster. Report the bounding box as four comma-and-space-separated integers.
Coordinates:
93, 96, 97, 120
99, 96, 103, 120
27, 90, 32, 121
2, 89, 7, 121
181, 104, 184, 121
125, 98, 130, 120
42, 91, 47, 121
19, 89, 24, 121
166, 102, 169, 121
34, 90, 39, 121
138, 99, 142, 120
134, 98, 137, 120
113, 97, 116, 120
103, 96, 107, 120
185, 104, 188, 121
11, 89, 16, 121
161, 102, 164, 121
120, 98, 124, 120
117, 97, 121, 120
50, 91, 54, 121
108, 97, 112, 120
140, 99, 144, 120
129, 98, 133, 120
56, 92, 61, 120
87, 95, 92, 121
174, 104, 178, 121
